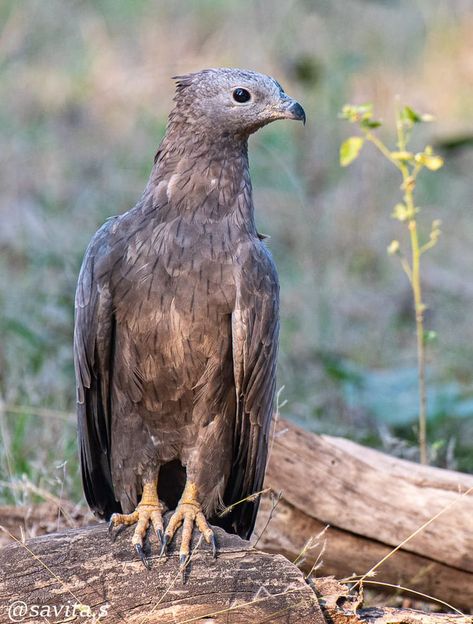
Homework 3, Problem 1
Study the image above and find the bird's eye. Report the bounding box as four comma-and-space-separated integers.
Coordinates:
233, 88, 251, 103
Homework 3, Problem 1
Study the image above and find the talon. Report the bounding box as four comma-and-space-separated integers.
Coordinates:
163, 481, 216, 567
109, 481, 162, 566
135, 543, 151, 569
108, 514, 129, 543
160, 533, 170, 557
108, 518, 116, 541
156, 528, 164, 545
110, 524, 127, 543
179, 553, 190, 585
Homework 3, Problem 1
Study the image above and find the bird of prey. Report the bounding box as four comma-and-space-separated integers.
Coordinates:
74, 68, 305, 569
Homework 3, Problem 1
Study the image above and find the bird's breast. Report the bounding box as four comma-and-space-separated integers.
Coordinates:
112, 217, 241, 343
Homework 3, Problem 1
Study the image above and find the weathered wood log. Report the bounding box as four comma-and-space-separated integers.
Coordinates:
1, 524, 470, 624
1, 419, 472, 615
256, 418, 473, 611
313, 577, 471, 624
0, 520, 324, 624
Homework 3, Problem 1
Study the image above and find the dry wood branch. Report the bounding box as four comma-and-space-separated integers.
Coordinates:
257, 418, 473, 611
0, 521, 324, 624
0, 524, 470, 624
313, 577, 471, 624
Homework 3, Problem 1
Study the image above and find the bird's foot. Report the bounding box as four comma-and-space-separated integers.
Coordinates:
161, 482, 217, 578
108, 481, 163, 569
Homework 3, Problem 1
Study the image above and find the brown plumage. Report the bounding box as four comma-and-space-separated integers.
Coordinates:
74, 68, 305, 563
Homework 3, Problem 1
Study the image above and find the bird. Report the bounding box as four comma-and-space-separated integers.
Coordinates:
74, 67, 305, 570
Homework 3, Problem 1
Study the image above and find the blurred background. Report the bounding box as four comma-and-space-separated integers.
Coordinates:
1, 0, 472, 509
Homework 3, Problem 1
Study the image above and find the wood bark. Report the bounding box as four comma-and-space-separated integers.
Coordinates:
313, 577, 471, 624
1, 523, 471, 624
0, 521, 324, 624
256, 418, 473, 612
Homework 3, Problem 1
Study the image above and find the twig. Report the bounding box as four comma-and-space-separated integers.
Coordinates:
252, 490, 282, 549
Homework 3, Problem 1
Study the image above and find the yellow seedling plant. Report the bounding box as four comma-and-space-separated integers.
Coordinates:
340, 102, 444, 465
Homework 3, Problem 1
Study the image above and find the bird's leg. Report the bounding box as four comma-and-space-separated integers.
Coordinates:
109, 479, 164, 569
161, 480, 217, 570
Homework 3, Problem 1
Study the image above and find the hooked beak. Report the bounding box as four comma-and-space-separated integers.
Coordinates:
279, 95, 306, 125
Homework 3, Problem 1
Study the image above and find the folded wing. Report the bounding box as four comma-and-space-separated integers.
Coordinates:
74, 220, 121, 519
220, 250, 279, 538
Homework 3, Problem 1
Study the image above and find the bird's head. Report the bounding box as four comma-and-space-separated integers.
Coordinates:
171, 68, 306, 138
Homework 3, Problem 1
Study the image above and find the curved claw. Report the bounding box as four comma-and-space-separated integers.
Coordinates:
180, 553, 190, 584
156, 528, 164, 546
108, 517, 127, 543
159, 533, 170, 557
111, 524, 128, 543
108, 519, 115, 542
135, 543, 151, 570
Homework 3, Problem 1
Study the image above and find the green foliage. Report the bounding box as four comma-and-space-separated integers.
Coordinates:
340, 103, 381, 128
340, 136, 364, 167
340, 101, 445, 464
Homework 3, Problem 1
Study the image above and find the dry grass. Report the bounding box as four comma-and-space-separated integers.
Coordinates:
2, 488, 470, 618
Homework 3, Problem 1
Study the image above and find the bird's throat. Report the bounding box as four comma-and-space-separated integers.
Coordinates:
148, 125, 255, 228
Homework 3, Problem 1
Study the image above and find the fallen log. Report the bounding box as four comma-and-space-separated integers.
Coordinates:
0, 523, 470, 623
257, 418, 473, 612
313, 577, 471, 624
0, 520, 324, 624
0, 419, 472, 614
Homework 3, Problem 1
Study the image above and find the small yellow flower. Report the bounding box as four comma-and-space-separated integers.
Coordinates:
392, 203, 408, 221
415, 146, 444, 170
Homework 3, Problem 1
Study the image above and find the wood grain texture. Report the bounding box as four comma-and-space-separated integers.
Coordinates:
1, 524, 469, 624
0, 521, 324, 624
256, 418, 473, 610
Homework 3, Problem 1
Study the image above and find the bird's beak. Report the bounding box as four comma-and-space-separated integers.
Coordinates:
279, 95, 306, 125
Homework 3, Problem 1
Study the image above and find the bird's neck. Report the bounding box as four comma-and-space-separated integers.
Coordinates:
143, 122, 256, 233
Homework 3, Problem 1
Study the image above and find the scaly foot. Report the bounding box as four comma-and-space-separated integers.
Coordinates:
161, 481, 217, 574
108, 481, 163, 569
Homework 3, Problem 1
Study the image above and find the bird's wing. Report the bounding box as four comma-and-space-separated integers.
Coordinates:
222, 246, 279, 539
74, 219, 121, 519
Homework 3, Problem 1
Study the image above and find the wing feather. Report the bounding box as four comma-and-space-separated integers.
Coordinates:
74, 219, 121, 519
220, 251, 279, 538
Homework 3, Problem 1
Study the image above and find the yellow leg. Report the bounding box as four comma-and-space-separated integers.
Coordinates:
109, 480, 164, 568
162, 480, 216, 574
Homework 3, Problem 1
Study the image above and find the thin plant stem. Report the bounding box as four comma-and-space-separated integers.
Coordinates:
365, 131, 403, 170
340, 579, 465, 616
396, 106, 428, 465
407, 214, 428, 465
341, 102, 444, 467
365, 117, 428, 465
